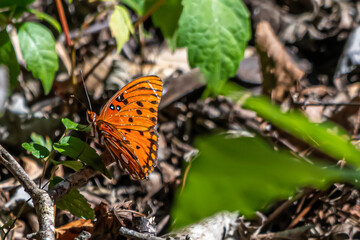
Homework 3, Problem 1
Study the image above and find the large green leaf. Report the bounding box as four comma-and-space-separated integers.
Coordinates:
109, 5, 134, 54
0, 30, 20, 89
172, 134, 360, 229
53, 136, 111, 178
145, 0, 182, 39
241, 96, 360, 167
18, 22, 58, 95
177, 0, 251, 92
121, 0, 144, 15
50, 177, 94, 220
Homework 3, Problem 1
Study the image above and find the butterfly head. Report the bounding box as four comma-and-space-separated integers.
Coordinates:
86, 110, 97, 124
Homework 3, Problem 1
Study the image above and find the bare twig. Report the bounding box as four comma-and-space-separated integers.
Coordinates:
56, 0, 71, 46
0, 144, 55, 240
49, 167, 98, 201
119, 227, 165, 240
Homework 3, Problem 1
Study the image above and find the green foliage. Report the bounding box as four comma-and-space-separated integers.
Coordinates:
121, 0, 144, 15
109, 5, 134, 54
51, 159, 83, 171
177, 0, 251, 93
172, 134, 360, 229
30, 132, 52, 151
145, 0, 182, 39
28, 9, 62, 33
0, 0, 34, 7
53, 136, 111, 178
50, 177, 95, 220
22, 142, 50, 159
17, 22, 58, 95
241, 96, 360, 167
0, 30, 20, 90
62, 118, 90, 132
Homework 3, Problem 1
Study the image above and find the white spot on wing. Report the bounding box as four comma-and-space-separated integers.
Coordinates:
121, 154, 129, 164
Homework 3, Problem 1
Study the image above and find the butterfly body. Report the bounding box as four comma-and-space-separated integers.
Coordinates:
87, 76, 163, 180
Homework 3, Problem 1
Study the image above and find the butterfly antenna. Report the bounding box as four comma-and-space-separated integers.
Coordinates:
80, 70, 93, 111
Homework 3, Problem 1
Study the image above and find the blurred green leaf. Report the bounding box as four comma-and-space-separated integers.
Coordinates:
51, 159, 83, 171
0, 30, 20, 90
177, 0, 251, 93
30, 132, 52, 151
109, 5, 134, 54
121, 0, 144, 15
145, 0, 182, 40
22, 142, 50, 159
241, 96, 360, 167
50, 177, 94, 220
28, 9, 61, 33
17, 22, 58, 95
53, 136, 111, 178
62, 118, 90, 132
0, 0, 34, 7
172, 134, 360, 229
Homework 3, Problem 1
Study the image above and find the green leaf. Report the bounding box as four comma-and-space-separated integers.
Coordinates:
145, 0, 182, 39
0, 30, 20, 89
22, 142, 50, 159
53, 136, 111, 178
30, 132, 52, 151
17, 22, 59, 95
121, 0, 144, 15
0, 0, 34, 7
241, 96, 360, 167
28, 9, 62, 33
172, 134, 360, 229
177, 0, 251, 93
51, 159, 83, 171
109, 5, 134, 54
50, 177, 94, 219
62, 118, 90, 132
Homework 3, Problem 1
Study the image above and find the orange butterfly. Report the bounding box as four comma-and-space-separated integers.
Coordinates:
87, 76, 163, 180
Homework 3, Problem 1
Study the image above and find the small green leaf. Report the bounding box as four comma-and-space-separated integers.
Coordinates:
0, 0, 34, 7
53, 136, 111, 178
62, 118, 90, 132
17, 22, 59, 95
145, 0, 182, 39
28, 9, 62, 33
50, 177, 94, 219
22, 142, 50, 159
0, 30, 20, 89
177, 0, 251, 93
109, 5, 134, 54
30, 132, 52, 151
51, 159, 83, 171
121, 0, 144, 15
172, 134, 360, 229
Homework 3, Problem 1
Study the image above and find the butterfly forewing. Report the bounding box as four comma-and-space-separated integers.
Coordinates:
95, 76, 163, 180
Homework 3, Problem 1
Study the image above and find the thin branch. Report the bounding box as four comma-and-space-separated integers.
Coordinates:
56, 0, 71, 46
49, 167, 98, 201
119, 227, 165, 240
0, 144, 55, 240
